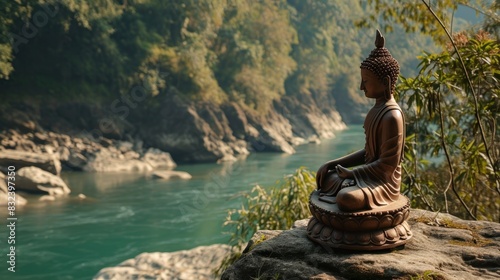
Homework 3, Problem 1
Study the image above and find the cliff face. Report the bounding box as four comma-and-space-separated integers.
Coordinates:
221, 209, 500, 280
0, 93, 345, 164
137, 93, 345, 163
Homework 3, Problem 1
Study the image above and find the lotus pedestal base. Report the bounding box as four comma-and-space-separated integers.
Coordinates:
307, 190, 412, 251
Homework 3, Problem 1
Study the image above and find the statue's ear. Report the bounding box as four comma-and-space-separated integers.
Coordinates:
385, 76, 391, 89
384, 76, 392, 100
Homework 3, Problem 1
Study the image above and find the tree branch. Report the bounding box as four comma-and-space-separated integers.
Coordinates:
422, 0, 500, 197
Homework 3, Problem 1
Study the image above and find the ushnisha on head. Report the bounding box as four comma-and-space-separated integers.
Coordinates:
360, 30, 400, 94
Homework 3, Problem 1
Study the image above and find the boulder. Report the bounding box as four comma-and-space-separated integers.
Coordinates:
56, 135, 72, 150
0, 172, 27, 206
222, 209, 500, 280
308, 135, 321, 144
83, 150, 153, 173
117, 141, 134, 153
57, 146, 70, 162
152, 170, 192, 180
66, 151, 88, 170
123, 150, 140, 160
0, 150, 61, 175
17, 166, 70, 196
33, 132, 49, 144
141, 148, 177, 169
94, 244, 231, 280
228, 140, 250, 158
17, 138, 37, 152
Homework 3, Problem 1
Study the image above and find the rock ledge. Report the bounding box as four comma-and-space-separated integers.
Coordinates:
222, 209, 500, 280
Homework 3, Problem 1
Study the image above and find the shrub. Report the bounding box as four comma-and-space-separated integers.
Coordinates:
397, 31, 499, 221
216, 167, 316, 275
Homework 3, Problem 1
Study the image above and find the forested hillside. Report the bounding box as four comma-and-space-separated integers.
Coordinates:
1, 0, 491, 165
0, 1, 436, 117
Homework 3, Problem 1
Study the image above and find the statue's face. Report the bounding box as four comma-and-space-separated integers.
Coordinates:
360, 68, 387, 99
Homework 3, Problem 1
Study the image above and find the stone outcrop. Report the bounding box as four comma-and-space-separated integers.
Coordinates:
0, 172, 27, 206
94, 244, 231, 280
222, 209, 500, 280
17, 166, 71, 195
246, 109, 296, 154
276, 95, 346, 140
0, 129, 177, 173
142, 148, 177, 169
138, 94, 345, 163
138, 95, 250, 163
0, 149, 61, 175
83, 151, 153, 173
152, 170, 192, 180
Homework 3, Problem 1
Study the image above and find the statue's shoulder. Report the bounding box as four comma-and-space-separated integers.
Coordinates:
382, 107, 403, 119
381, 100, 403, 117
380, 107, 404, 132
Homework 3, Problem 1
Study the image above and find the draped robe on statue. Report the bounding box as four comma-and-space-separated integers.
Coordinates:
319, 99, 405, 210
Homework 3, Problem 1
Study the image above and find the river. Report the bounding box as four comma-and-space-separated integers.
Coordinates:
1, 126, 364, 280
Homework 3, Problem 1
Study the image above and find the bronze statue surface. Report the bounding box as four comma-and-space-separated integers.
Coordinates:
307, 30, 412, 251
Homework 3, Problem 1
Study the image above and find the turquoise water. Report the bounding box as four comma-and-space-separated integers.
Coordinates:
1, 127, 364, 280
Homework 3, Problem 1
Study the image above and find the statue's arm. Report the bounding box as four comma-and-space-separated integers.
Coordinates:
322, 149, 365, 170
380, 109, 404, 155
316, 149, 365, 187
353, 110, 404, 175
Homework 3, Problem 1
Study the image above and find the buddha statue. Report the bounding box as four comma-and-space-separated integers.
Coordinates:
307, 30, 412, 251
316, 30, 404, 212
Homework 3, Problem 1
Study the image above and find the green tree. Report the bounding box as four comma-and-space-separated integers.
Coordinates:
398, 31, 499, 221
214, 0, 297, 111
358, 0, 500, 221
1, 0, 125, 100
357, 0, 461, 44
0, 0, 440, 114
129, 0, 227, 101
285, 0, 339, 98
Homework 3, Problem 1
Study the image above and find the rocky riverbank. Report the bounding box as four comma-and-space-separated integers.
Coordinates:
0, 129, 178, 205
118, 93, 346, 162
94, 244, 232, 280
0, 92, 345, 165
1, 93, 345, 203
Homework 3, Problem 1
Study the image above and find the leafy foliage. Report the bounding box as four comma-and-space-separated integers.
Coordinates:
356, 0, 500, 221
216, 167, 316, 275
398, 31, 500, 221
225, 167, 315, 239
0, 0, 437, 114
357, 0, 484, 45
214, 0, 297, 110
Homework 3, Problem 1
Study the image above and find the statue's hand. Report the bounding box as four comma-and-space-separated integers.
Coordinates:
336, 164, 354, 179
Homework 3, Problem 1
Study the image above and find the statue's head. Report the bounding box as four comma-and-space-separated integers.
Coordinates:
360, 30, 400, 96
